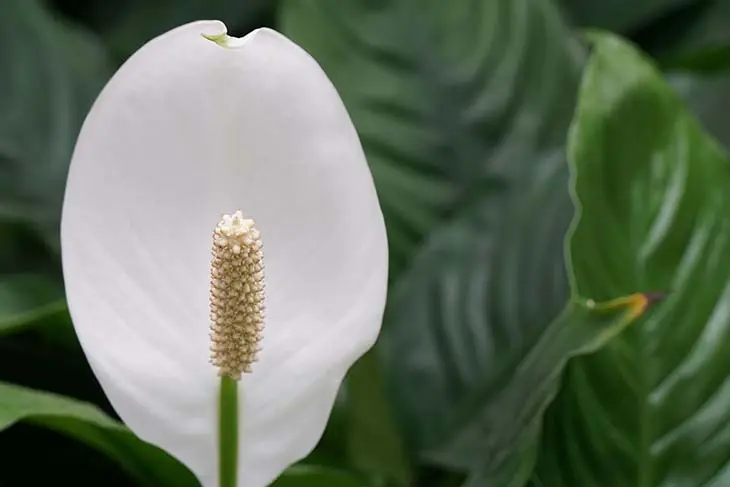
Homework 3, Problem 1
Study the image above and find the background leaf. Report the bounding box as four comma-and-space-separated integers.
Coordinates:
535, 32, 730, 487
425, 295, 653, 487
0, 218, 60, 276
380, 150, 572, 459
0, 274, 65, 337
641, 0, 730, 73
0, 381, 199, 487
0, 0, 111, 248
281, 0, 583, 278
271, 465, 374, 487
673, 72, 730, 145
346, 352, 412, 485
558, 0, 701, 32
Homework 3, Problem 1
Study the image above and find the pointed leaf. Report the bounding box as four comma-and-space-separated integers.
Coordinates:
0, 381, 199, 487
426, 294, 653, 487
535, 32, 730, 487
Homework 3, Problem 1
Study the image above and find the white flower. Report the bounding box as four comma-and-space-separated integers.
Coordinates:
60, 21, 388, 487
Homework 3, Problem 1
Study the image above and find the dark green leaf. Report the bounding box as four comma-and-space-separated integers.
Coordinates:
0, 0, 111, 248
281, 0, 582, 278
559, 0, 700, 33
271, 465, 372, 487
535, 32, 730, 487
347, 351, 411, 485
379, 145, 661, 487
672, 72, 730, 146
0, 218, 60, 276
0, 381, 199, 487
642, 0, 730, 73
670, 45, 730, 76
426, 298, 651, 487
379, 150, 572, 460
0, 274, 65, 337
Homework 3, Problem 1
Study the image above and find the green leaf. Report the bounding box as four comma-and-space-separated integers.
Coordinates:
559, 0, 700, 33
426, 296, 653, 487
0, 218, 59, 276
379, 150, 572, 459
378, 145, 662, 487
672, 72, 730, 147
0, 274, 65, 337
0, 381, 199, 487
346, 351, 412, 485
271, 465, 372, 487
643, 1, 730, 73
535, 32, 730, 486
280, 0, 582, 278
0, 0, 111, 248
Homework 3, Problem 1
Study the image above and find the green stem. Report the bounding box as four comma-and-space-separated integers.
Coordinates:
219, 376, 239, 487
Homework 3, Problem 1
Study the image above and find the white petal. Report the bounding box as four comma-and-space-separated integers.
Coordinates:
61, 21, 388, 487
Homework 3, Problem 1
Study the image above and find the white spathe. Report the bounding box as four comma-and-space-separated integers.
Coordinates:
60, 21, 388, 487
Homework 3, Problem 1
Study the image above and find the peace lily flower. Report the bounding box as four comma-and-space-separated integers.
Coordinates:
60, 21, 388, 487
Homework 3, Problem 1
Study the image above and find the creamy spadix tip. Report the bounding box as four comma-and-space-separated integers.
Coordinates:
209, 210, 266, 380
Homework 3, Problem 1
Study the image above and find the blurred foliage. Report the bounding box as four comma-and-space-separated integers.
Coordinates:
0, 0, 110, 249
2, 0, 730, 486
281, 0, 581, 279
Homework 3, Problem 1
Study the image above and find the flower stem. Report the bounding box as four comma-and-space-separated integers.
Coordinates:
219, 375, 238, 487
